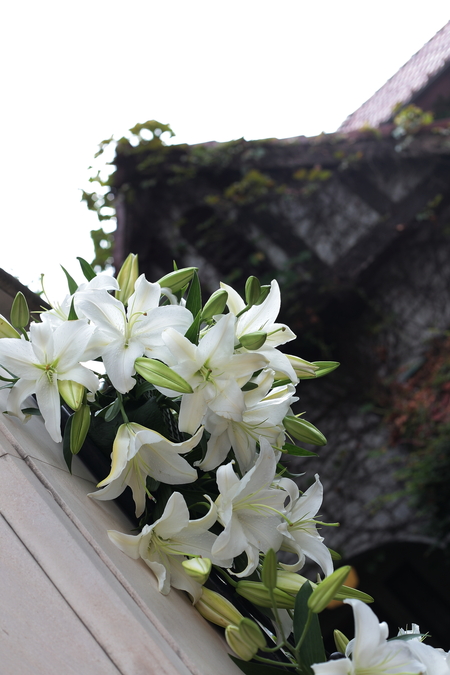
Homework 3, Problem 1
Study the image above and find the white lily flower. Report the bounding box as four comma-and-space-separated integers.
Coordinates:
312, 600, 425, 674
211, 439, 286, 577
398, 626, 450, 675
0, 320, 99, 442
90, 423, 202, 517
75, 274, 193, 393
221, 279, 298, 383
201, 374, 297, 473
277, 474, 333, 577
41, 272, 120, 328
108, 491, 232, 602
159, 313, 267, 435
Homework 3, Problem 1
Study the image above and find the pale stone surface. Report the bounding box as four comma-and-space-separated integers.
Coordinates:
0, 416, 242, 674
0, 512, 120, 675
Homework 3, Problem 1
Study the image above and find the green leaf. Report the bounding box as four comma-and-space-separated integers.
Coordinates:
63, 416, 74, 473
67, 298, 78, 321
104, 396, 122, 422
293, 582, 326, 674
60, 265, 78, 294
184, 310, 201, 345
328, 548, 342, 561
185, 271, 202, 317
282, 443, 317, 457
241, 381, 259, 392
77, 257, 97, 281
229, 655, 290, 674
21, 407, 41, 416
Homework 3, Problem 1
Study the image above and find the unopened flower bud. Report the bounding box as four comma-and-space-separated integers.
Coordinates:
10, 292, 29, 330
276, 570, 313, 595
334, 629, 349, 654
157, 267, 197, 294
70, 403, 91, 455
283, 415, 327, 446
238, 618, 266, 650
311, 361, 340, 379
201, 289, 228, 322
0, 314, 20, 338
261, 548, 278, 590
239, 331, 267, 350
225, 625, 257, 661
115, 253, 139, 305
286, 355, 320, 379
254, 284, 270, 305
58, 380, 85, 411
236, 581, 295, 609
308, 566, 351, 614
134, 358, 193, 393
245, 276, 261, 306
182, 558, 211, 585
194, 588, 243, 628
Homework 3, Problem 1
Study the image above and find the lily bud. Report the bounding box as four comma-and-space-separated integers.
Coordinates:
239, 331, 267, 350
225, 625, 257, 661
245, 276, 261, 306
308, 566, 351, 614
254, 284, 271, 305
194, 588, 243, 628
261, 548, 278, 590
0, 314, 20, 338
311, 361, 340, 378
182, 557, 211, 585
283, 415, 327, 446
157, 267, 197, 294
10, 292, 29, 329
201, 289, 228, 322
58, 380, 85, 411
286, 355, 320, 379
238, 618, 266, 650
334, 629, 349, 654
236, 581, 295, 609
115, 253, 139, 305
70, 403, 91, 455
134, 358, 193, 393
276, 570, 313, 595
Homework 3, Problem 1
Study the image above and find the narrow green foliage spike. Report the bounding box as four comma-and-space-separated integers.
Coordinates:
185, 271, 202, 317
293, 582, 326, 673
77, 257, 97, 281
60, 265, 78, 294
67, 298, 78, 321
63, 416, 74, 473
184, 311, 202, 345
282, 443, 317, 457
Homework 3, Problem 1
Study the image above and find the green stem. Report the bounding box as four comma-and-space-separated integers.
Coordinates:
118, 395, 129, 423
252, 655, 298, 668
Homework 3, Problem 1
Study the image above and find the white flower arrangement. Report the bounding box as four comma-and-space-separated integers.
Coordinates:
0, 254, 447, 674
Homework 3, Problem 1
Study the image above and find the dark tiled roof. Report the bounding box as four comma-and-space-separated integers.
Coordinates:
339, 21, 450, 132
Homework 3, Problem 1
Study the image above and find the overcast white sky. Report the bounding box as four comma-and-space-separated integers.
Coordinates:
1, 1, 449, 301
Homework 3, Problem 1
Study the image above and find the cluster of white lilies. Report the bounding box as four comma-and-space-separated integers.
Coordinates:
0, 255, 447, 673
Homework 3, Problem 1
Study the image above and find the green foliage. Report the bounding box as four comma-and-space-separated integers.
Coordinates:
91, 227, 114, 271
